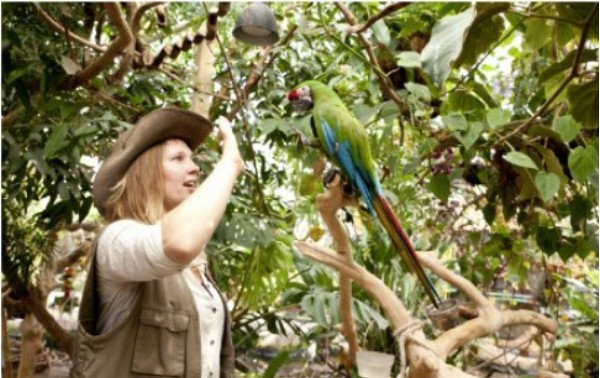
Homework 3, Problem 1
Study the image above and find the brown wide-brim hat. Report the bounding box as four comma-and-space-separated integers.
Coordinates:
93, 107, 213, 216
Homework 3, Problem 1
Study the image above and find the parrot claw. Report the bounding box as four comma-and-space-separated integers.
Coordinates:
322, 168, 342, 187
322, 168, 358, 199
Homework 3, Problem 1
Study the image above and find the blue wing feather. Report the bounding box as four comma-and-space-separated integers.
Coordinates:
321, 118, 377, 214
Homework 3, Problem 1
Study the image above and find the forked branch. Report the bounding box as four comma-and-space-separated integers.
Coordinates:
294, 177, 558, 378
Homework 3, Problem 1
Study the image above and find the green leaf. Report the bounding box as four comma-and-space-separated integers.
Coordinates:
470, 81, 499, 108
533, 145, 569, 188
43, 123, 69, 158
535, 171, 560, 202
396, 51, 422, 68
527, 124, 564, 143
539, 49, 598, 84
567, 78, 599, 129
428, 174, 450, 203
553, 115, 581, 143
421, 6, 477, 85
455, 122, 484, 150
569, 195, 592, 232
568, 146, 599, 183
447, 90, 486, 113
372, 20, 391, 46
524, 18, 552, 50
355, 103, 383, 124
502, 151, 539, 170
442, 113, 468, 131
486, 108, 511, 129
263, 351, 290, 378
454, 3, 508, 67
536, 226, 561, 255
482, 202, 496, 225
557, 237, 578, 261
405, 82, 430, 101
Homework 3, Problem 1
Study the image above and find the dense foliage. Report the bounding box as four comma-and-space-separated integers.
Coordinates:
2, 2, 598, 376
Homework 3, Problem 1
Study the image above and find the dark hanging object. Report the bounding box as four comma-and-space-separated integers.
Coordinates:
233, 3, 279, 46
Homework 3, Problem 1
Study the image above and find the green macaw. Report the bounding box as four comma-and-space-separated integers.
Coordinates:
288, 80, 442, 308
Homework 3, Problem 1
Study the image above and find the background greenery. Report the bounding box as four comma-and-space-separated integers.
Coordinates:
2, 2, 598, 376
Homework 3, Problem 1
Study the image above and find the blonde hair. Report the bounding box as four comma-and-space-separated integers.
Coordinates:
103, 142, 166, 224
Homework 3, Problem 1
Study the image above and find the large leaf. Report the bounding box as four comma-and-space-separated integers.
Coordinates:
454, 3, 509, 67
567, 78, 599, 129
405, 82, 430, 102
371, 20, 391, 47
455, 121, 484, 150
421, 6, 477, 85
553, 115, 581, 143
539, 49, 598, 84
447, 90, 486, 113
428, 174, 450, 203
396, 51, 422, 68
535, 171, 560, 202
568, 145, 599, 183
524, 18, 552, 50
502, 151, 539, 170
533, 144, 569, 188
486, 108, 512, 129
536, 226, 561, 256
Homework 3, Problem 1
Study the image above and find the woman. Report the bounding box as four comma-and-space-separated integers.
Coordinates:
72, 108, 244, 378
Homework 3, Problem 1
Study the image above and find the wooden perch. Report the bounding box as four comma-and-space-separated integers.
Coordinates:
294, 176, 558, 378
316, 173, 360, 366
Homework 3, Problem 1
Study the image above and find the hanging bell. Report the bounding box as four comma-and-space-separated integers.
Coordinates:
233, 3, 279, 46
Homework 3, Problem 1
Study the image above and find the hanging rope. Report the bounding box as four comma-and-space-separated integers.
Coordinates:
393, 320, 438, 378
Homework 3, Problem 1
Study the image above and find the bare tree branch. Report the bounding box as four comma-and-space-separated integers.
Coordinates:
34, 3, 106, 53
347, 2, 410, 34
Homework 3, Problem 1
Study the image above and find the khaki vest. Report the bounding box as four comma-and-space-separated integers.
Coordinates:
71, 247, 235, 378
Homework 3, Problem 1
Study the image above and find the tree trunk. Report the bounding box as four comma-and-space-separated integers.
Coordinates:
17, 313, 43, 378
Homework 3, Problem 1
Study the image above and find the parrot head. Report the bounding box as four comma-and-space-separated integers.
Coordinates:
287, 85, 313, 112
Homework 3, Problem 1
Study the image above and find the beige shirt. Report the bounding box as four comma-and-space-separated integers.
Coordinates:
96, 220, 225, 378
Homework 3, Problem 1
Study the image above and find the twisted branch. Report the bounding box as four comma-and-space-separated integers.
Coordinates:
294, 177, 558, 377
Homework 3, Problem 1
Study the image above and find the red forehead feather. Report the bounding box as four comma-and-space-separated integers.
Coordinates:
287, 90, 299, 101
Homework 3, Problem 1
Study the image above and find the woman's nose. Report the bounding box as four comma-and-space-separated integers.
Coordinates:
188, 160, 200, 175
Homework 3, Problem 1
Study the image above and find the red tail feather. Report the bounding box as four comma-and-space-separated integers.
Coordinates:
373, 194, 442, 308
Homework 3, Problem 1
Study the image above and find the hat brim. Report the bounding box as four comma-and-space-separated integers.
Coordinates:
93, 108, 213, 216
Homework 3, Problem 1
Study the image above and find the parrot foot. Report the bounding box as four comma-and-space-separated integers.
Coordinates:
295, 131, 321, 149
322, 168, 357, 198
322, 169, 355, 224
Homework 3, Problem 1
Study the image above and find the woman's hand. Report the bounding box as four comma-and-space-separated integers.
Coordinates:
162, 116, 245, 265
215, 116, 245, 175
